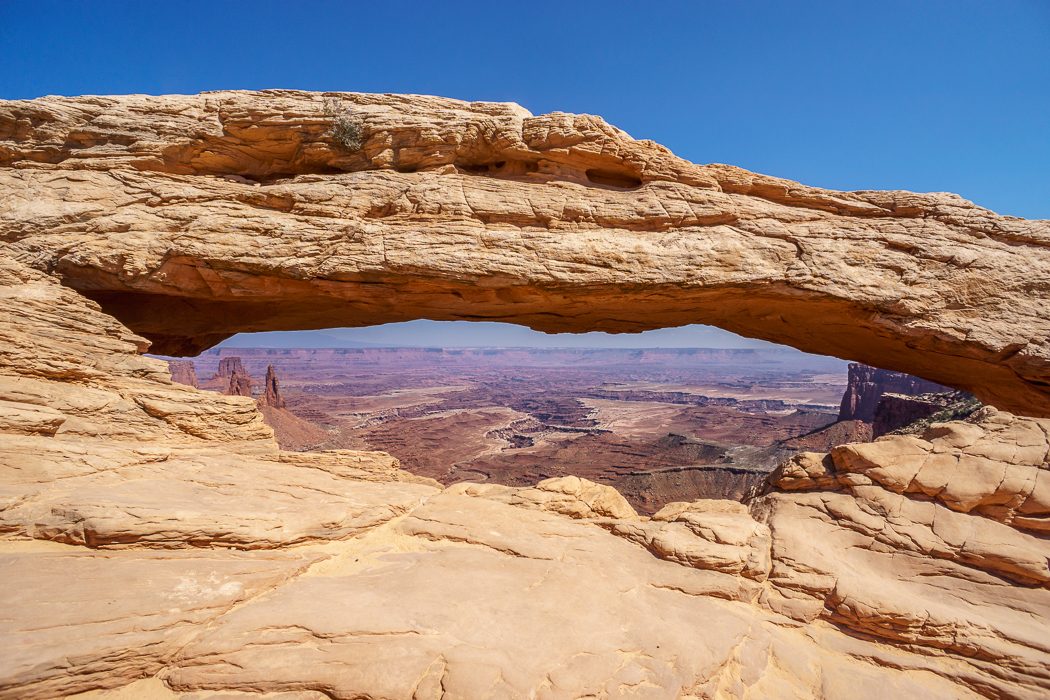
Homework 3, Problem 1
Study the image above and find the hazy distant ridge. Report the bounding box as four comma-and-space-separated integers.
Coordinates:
183, 346, 847, 372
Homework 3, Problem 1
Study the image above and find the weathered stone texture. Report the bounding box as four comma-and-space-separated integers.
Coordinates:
167, 359, 199, 388
2, 91, 1049, 415
838, 362, 949, 422
261, 364, 285, 408
1, 92, 1049, 699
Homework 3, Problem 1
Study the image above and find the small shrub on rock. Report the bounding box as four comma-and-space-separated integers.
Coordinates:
323, 98, 364, 151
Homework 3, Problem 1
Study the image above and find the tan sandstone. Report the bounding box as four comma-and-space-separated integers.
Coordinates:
1, 91, 1049, 415
1, 92, 1049, 699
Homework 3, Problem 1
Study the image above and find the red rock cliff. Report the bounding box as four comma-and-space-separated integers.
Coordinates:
167, 359, 199, 388
837, 363, 947, 422
261, 364, 285, 408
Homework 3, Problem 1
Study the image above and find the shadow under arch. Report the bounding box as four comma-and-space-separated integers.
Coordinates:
75, 262, 1049, 418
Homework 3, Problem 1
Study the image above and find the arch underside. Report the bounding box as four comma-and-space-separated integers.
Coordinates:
79, 267, 1048, 417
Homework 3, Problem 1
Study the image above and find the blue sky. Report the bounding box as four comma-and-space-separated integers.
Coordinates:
4, 1, 1047, 349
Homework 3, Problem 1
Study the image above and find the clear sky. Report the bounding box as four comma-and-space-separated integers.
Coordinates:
4, 1, 1047, 349
218, 322, 778, 350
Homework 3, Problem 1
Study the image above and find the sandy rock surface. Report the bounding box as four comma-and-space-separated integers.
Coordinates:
1, 92, 1050, 699
1, 547, 323, 699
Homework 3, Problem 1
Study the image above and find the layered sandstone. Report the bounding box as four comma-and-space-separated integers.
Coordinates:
254, 362, 329, 451
872, 390, 981, 438
167, 359, 198, 388
215, 357, 246, 381
2, 261, 1047, 697
211, 357, 252, 397
1, 91, 1050, 414
1, 92, 1050, 699
261, 364, 285, 408
838, 363, 949, 422
225, 368, 251, 397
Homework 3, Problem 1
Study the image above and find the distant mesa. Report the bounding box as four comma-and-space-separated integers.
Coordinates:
226, 367, 252, 397
215, 356, 247, 380
838, 363, 948, 422
208, 356, 253, 397
165, 355, 314, 449
782, 363, 975, 452
167, 360, 199, 388
872, 390, 983, 438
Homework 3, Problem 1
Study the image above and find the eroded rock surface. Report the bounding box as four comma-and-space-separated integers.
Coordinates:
261, 364, 285, 408
1, 92, 1050, 699
0, 548, 322, 699
2, 91, 1050, 414
838, 363, 949, 422
872, 390, 981, 437
2, 247, 1049, 699
0, 252, 437, 553
214, 358, 245, 381
167, 360, 199, 388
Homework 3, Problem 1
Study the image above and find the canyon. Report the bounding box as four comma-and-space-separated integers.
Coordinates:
171, 345, 850, 512
2, 90, 1050, 699
172, 347, 966, 514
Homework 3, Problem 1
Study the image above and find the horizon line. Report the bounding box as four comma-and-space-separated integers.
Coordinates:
199, 345, 788, 352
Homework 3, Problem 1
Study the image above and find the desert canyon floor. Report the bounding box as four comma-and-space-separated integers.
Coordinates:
2, 90, 1050, 699
177, 345, 855, 513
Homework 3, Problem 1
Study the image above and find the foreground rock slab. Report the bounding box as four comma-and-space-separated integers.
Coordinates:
165, 491, 976, 700
0, 547, 322, 700
0, 441, 437, 548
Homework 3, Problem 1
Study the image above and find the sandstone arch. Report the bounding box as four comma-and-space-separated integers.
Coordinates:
4, 92, 1050, 699
2, 90, 1049, 416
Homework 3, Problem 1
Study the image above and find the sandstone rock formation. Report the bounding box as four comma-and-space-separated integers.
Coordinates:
872, 390, 981, 438
261, 363, 285, 408
212, 357, 252, 397
2, 91, 1050, 415
782, 418, 873, 452
214, 357, 246, 381
254, 362, 329, 450
167, 359, 199, 388
225, 365, 252, 397
838, 363, 948, 422
2, 91, 1050, 699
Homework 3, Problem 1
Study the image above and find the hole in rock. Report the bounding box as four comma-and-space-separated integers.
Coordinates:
585, 168, 643, 189
456, 159, 539, 177
152, 321, 975, 515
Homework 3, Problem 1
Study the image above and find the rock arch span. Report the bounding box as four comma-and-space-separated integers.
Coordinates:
2, 90, 1049, 415
4, 91, 1050, 699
